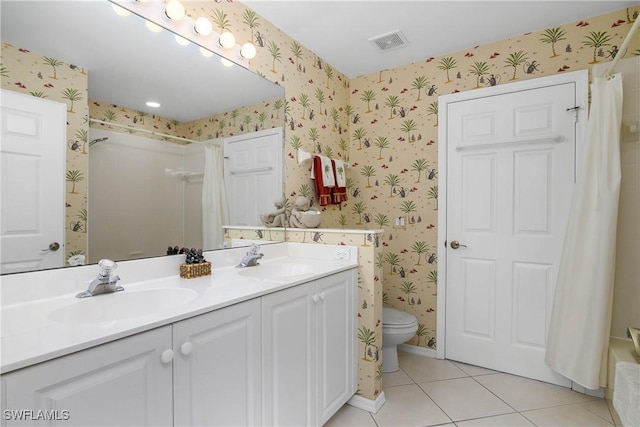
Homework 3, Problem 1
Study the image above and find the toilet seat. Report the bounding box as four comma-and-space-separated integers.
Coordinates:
383, 307, 418, 329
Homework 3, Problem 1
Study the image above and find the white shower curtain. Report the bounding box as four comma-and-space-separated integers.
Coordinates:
545, 74, 623, 390
202, 144, 229, 250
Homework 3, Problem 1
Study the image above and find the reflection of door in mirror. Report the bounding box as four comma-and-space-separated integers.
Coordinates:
224, 128, 284, 227
0, 90, 66, 273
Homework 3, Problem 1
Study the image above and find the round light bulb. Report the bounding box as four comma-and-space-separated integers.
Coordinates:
194, 17, 213, 36
240, 42, 256, 59
145, 20, 163, 33
111, 4, 131, 16
218, 31, 236, 49
174, 35, 190, 46
220, 57, 234, 67
200, 47, 214, 58
164, 0, 185, 21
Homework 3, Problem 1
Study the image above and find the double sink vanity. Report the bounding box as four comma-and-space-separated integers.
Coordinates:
0, 242, 359, 426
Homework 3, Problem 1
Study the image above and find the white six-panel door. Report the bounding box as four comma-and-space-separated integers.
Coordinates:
224, 128, 283, 226
440, 71, 587, 386
0, 90, 66, 273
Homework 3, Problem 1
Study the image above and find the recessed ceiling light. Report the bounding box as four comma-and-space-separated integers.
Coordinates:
146, 101, 161, 108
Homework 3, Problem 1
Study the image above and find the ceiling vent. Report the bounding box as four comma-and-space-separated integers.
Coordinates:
369, 30, 408, 52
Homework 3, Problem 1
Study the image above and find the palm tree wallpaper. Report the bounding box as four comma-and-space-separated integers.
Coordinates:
2, 2, 639, 403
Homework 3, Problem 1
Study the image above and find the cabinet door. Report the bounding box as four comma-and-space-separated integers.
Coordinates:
261, 281, 316, 427
2, 326, 173, 427
316, 270, 357, 425
173, 299, 261, 427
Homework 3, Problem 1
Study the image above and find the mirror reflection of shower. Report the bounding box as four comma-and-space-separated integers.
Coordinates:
88, 129, 205, 263
89, 137, 108, 147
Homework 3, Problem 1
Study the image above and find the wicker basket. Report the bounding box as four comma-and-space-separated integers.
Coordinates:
179, 262, 211, 279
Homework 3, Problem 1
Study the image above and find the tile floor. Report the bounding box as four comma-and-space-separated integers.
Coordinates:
325, 352, 617, 427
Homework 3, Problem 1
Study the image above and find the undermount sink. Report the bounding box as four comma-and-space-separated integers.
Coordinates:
238, 262, 319, 282
49, 288, 198, 324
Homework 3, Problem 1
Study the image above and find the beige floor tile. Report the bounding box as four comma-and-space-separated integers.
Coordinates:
456, 413, 535, 426
579, 399, 614, 424
372, 384, 451, 427
475, 373, 594, 411
450, 361, 498, 376
521, 403, 614, 426
398, 352, 467, 383
382, 368, 415, 387
418, 377, 514, 421
323, 404, 377, 427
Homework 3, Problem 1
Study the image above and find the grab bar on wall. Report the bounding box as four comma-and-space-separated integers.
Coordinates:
229, 166, 274, 175
455, 135, 564, 151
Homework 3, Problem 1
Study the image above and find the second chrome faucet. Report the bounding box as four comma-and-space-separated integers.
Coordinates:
236, 244, 264, 268
76, 259, 124, 298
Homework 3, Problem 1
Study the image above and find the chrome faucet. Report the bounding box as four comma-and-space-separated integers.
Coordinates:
76, 259, 124, 298
236, 244, 264, 268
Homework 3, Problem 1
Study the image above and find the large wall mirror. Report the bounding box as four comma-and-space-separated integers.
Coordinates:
1, 0, 286, 273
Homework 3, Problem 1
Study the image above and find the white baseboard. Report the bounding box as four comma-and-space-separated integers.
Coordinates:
347, 391, 386, 413
399, 343, 437, 358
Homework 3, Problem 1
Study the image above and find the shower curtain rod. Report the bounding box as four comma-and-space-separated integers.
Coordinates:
605, 17, 640, 78
89, 118, 201, 144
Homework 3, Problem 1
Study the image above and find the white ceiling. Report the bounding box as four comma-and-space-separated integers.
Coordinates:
242, 0, 640, 78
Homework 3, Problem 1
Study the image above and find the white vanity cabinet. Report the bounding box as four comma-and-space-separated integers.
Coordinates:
173, 299, 261, 426
1, 266, 357, 427
1, 326, 174, 427
261, 270, 357, 426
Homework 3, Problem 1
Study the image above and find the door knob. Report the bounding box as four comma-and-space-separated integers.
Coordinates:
450, 240, 467, 250
41, 242, 60, 252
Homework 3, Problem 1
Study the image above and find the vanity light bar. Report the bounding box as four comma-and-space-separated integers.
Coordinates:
108, 0, 249, 67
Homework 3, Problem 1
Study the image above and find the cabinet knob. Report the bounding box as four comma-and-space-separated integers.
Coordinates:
319, 291, 325, 301
312, 294, 319, 303
181, 342, 193, 356
160, 349, 174, 364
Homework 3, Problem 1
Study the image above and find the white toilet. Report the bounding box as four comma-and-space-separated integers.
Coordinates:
382, 306, 418, 373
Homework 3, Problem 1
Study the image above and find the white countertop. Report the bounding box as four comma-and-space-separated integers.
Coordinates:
0, 243, 358, 373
